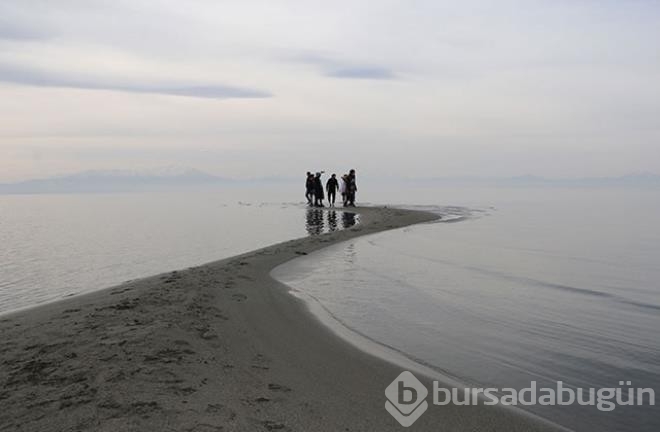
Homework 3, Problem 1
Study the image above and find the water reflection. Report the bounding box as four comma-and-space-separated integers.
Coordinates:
342, 212, 356, 229
327, 210, 338, 232
305, 209, 357, 235
305, 208, 325, 235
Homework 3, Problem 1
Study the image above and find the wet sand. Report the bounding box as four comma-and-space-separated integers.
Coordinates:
0, 206, 564, 431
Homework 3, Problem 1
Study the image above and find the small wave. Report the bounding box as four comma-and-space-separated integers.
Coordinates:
523, 278, 660, 314
528, 280, 613, 298
378, 243, 660, 316
619, 299, 660, 312
438, 215, 470, 223
470, 267, 660, 315
393, 204, 485, 223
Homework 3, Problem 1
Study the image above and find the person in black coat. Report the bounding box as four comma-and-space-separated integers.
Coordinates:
346, 169, 357, 207
313, 172, 325, 207
326, 174, 339, 206
305, 172, 314, 205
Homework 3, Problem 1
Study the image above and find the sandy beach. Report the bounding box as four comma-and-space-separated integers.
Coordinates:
0, 206, 564, 432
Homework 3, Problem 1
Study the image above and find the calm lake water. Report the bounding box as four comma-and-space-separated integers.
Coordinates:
2, 185, 658, 431
0, 187, 355, 315
273, 186, 660, 432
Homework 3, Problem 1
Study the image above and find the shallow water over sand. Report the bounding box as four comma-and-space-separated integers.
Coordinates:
273, 187, 660, 432
0, 190, 355, 315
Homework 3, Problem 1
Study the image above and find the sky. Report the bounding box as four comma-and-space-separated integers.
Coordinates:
0, 0, 659, 182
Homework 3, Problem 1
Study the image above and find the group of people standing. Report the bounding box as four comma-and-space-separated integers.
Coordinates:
306, 169, 357, 207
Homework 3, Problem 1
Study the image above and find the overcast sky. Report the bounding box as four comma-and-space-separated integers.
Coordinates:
1, 0, 659, 181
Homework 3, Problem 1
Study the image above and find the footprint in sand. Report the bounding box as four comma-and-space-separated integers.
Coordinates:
168, 385, 197, 396
200, 330, 218, 340
261, 420, 286, 430
268, 383, 292, 392
231, 293, 247, 302
100, 298, 138, 311
162, 271, 182, 284
189, 424, 224, 432
250, 353, 270, 370
129, 400, 161, 416
206, 403, 224, 413
250, 365, 269, 370
110, 287, 132, 295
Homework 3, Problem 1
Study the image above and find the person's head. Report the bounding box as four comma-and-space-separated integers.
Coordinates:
315, 172, 321, 178
331, 174, 336, 178
349, 169, 355, 175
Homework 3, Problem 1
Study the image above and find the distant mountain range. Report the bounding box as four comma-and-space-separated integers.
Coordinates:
0, 167, 230, 194
0, 169, 659, 194
415, 173, 660, 188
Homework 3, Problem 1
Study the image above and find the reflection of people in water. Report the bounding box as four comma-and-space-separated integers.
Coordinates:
306, 209, 355, 235
326, 174, 339, 207
305, 208, 325, 235
327, 210, 338, 232
341, 211, 356, 229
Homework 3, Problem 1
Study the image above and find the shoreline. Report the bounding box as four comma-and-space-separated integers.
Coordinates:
0, 206, 564, 431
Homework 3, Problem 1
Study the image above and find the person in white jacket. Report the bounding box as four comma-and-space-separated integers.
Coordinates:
339, 174, 348, 206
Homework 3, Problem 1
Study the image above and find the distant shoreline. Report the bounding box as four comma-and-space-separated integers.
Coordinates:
2, 169, 660, 195
0, 206, 564, 431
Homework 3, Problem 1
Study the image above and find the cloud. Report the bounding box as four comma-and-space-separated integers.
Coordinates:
0, 63, 271, 99
0, 20, 51, 41
1, 1, 660, 181
326, 67, 397, 80
0, 3, 55, 41
289, 52, 399, 80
